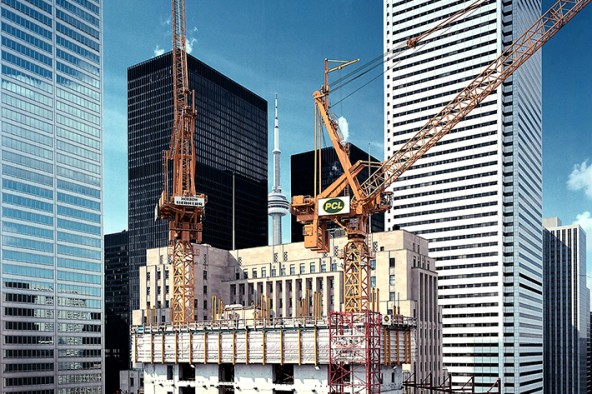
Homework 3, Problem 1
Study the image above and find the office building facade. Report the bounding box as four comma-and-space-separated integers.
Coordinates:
132, 230, 444, 389
0, 0, 103, 392
290, 143, 384, 242
543, 218, 588, 394
105, 230, 130, 394
384, 1, 543, 392
128, 52, 268, 313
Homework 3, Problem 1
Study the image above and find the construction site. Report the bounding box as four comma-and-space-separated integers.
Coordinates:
130, 0, 591, 393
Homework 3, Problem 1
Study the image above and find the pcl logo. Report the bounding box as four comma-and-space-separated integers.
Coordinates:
319, 197, 350, 216
323, 199, 346, 213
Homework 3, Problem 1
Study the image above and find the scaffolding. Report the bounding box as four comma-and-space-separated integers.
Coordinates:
329, 311, 382, 393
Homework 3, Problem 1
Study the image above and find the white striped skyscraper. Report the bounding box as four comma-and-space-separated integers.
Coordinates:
384, 0, 542, 392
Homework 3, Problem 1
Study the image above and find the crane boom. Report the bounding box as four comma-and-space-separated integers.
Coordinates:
292, 0, 590, 314
360, 0, 590, 205
158, 0, 206, 325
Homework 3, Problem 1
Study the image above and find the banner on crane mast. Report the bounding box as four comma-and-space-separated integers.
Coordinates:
318, 196, 350, 216
174, 196, 205, 207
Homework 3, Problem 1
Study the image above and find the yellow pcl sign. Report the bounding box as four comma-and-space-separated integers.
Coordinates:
318, 196, 350, 216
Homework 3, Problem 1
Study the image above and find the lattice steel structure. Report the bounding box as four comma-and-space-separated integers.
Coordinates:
329, 311, 382, 394
157, 0, 206, 324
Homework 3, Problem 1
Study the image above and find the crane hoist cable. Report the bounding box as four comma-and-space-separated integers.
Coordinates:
330, 0, 493, 98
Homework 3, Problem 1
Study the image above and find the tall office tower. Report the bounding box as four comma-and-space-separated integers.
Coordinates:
105, 230, 130, 394
588, 311, 592, 394
128, 52, 268, 313
0, 1, 103, 393
290, 143, 384, 242
0, 0, 103, 392
384, 1, 542, 392
268, 95, 289, 245
542, 218, 589, 394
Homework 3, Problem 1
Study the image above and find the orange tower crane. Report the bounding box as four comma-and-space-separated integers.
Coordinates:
290, 0, 590, 392
157, 0, 206, 325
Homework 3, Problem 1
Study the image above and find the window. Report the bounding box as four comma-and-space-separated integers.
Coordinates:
389, 257, 395, 268
389, 275, 395, 286
299, 263, 305, 274
371, 276, 376, 288
331, 262, 337, 271
310, 263, 316, 273
281, 266, 286, 276
262, 268, 266, 278
290, 265, 295, 275
321, 263, 327, 273
252, 269, 257, 279
271, 268, 276, 277
370, 259, 376, 270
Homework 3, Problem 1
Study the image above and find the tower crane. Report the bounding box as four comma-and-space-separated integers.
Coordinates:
157, 0, 206, 325
291, 0, 590, 392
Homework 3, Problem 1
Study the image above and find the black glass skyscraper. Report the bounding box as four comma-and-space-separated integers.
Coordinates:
104, 230, 129, 394
290, 143, 383, 242
128, 53, 268, 312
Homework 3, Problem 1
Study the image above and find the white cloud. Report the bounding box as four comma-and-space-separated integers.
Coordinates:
186, 37, 197, 54
153, 45, 165, 57
338, 116, 349, 142
568, 160, 592, 198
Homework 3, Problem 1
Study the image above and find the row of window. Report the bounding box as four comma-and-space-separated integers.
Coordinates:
57, 34, 99, 64
5, 348, 53, 358
3, 177, 52, 199
2, 78, 52, 106
2, 47, 51, 78
57, 87, 100, 113
2, 6, 50, 40
58, 165, 100, 186
57, 0, 99, 27
59, 283, 101, 297
3, 121, 53, 147
5, 320, 54, 331
57, 151, 100, 173
2, 106, 52, 133
4, 0, 52, 26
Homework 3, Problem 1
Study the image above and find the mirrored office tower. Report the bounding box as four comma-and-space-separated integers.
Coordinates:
384, 1, 542, 392
0, 0, 103, 392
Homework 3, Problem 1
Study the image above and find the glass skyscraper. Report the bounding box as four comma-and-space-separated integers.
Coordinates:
0, 0, 103, 392
543, 218, 588, 394
384, 1, 542, 392
128, 53, 268, 315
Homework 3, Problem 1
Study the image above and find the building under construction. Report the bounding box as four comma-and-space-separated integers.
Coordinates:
132, 230, 442, 393
130, 0, 590, 393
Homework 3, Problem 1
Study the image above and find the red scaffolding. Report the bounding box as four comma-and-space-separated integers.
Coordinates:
329, 311, 382, 393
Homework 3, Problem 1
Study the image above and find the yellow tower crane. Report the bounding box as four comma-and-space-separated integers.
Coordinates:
157, 0, 206, 325
290, 0, 590, 392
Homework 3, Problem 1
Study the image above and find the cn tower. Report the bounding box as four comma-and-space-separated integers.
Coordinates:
268, 95, 289, 245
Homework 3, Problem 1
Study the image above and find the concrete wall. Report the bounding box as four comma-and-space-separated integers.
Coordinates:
141, 363, 403, 394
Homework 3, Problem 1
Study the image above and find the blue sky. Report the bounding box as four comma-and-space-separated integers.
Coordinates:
103, 1, 592, 266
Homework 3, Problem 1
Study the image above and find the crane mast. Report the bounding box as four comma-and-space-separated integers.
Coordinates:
293, 0, 590, 316
291, 0, 590, 392
158, 0, 206, 325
